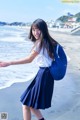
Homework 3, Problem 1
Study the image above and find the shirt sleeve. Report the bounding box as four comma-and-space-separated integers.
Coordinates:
33, 42, 40, 53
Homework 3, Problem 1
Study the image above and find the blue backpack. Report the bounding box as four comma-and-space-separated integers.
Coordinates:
49, 44, 67, 80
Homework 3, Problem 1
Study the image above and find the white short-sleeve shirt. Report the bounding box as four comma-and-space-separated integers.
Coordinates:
33, 42, 53, 67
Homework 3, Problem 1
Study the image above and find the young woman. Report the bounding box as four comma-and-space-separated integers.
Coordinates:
0, 19, 58, 120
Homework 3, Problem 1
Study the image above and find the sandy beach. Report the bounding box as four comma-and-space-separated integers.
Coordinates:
0, 30, 80, 120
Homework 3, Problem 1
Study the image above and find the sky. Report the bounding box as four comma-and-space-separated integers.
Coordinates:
0, 0, 80, 23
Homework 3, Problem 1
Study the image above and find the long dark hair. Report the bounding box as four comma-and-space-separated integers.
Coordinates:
29, 18, 58, 58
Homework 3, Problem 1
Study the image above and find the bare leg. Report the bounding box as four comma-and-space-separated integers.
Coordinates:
22, 105, 31, 120
30, 107, 44, 120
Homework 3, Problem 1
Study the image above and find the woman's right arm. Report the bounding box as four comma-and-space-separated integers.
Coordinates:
0, 50, 38, 67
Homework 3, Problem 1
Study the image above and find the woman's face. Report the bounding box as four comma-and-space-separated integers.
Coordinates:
32, 26, 41, 40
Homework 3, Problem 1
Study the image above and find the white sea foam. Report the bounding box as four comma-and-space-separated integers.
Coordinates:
0, 26, 39, 89
0, 36, 25, 42
0, 72, 38, 90
0, 62, 39, 90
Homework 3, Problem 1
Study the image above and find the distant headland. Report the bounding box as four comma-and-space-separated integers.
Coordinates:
0, 12, 80, 29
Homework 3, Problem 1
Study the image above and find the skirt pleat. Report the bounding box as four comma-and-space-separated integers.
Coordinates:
20, 67, 54, 109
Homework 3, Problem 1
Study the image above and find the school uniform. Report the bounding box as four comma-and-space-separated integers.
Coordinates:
20, 43, 54, 109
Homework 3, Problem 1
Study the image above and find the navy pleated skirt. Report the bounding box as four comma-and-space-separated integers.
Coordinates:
20, 67, 54, 109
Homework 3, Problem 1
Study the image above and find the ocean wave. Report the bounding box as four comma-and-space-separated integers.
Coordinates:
0, 73, 37, 90
0, 26, 39, 90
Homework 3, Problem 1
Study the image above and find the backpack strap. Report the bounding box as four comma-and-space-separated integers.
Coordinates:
56, 44, 59, 55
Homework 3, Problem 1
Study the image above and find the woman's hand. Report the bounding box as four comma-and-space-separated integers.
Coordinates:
0, 62, 10, 67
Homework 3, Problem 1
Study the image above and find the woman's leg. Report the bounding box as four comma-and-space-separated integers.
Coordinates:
30, 107, 44, 120
22, 105, 31, 120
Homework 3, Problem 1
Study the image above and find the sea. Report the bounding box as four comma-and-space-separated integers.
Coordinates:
0, 26, 39, 89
